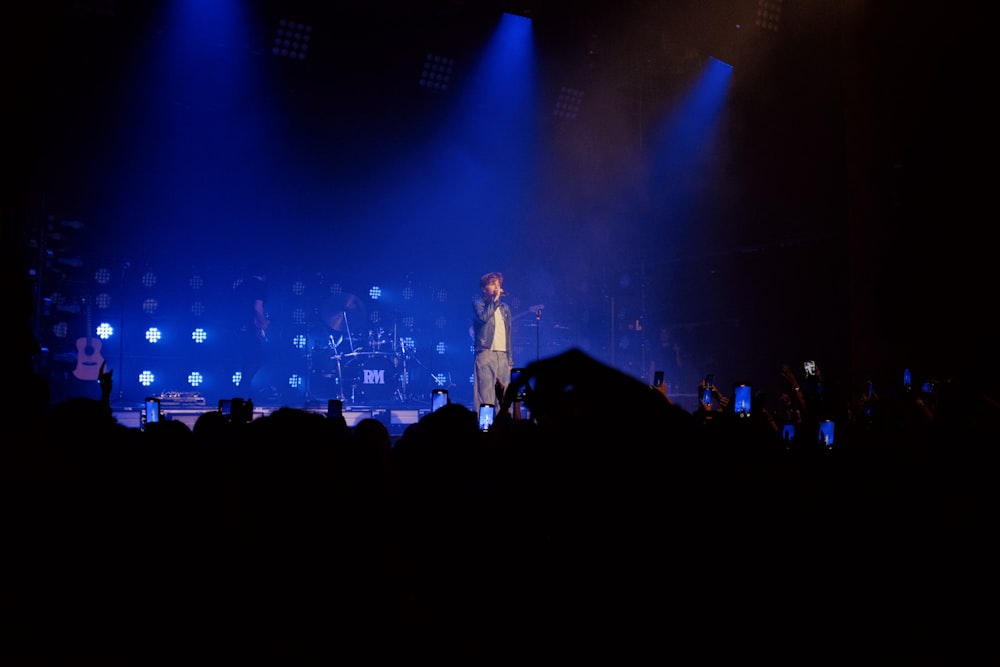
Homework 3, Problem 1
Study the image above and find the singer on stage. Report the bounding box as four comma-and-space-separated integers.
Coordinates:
471, 271, 513, 410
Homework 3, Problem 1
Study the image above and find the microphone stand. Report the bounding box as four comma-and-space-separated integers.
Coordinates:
397, 339, 409, 403
303, 331, 333, 407
393, 321, 407, 402
333, 341, 346, 402
534, 307, 542, 361
340, 310, 356, 402
117, 260, 130, 404
303, 340, 315, 406
342, 310, 355, 353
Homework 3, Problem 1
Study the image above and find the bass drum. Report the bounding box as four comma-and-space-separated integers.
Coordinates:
343, 353, 398, 404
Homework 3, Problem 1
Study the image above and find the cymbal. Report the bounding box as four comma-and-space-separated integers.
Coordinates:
320, 292, 365, 329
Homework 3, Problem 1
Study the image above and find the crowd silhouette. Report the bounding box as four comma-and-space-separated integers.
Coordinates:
4, 345, 1000, 662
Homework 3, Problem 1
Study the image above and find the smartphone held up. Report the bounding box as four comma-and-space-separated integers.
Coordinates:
478, 403, 495, 432
431, 388, 448, 412
818, 419, 835, 446
733, 383, 752, 418
143, 397, 161, 429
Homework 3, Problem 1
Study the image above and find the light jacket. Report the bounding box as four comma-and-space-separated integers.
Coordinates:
471, 297, 513, 366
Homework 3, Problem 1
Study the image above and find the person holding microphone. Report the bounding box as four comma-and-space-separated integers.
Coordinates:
471, 271, 513, 411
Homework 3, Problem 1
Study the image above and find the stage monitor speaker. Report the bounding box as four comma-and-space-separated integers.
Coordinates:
113, 409, 143, 429
342, 409, 369, 427
390, 409, 427, 426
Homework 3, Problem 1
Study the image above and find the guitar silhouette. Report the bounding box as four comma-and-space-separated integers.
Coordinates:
73, 297, 104, 381
253, 310, 271, 344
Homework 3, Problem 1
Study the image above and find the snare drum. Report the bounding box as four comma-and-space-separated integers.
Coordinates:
343, 353, 398, 403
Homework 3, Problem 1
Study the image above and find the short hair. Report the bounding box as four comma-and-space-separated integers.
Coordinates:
480, 272, 503, 289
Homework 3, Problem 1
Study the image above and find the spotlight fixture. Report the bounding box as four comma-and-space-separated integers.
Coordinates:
73, 0, 116, 18
554, 86, 584, 120
273, 19, 312, 60
503, 4, 535, 20
420, 53, 456, 91
755, 0, 782, 32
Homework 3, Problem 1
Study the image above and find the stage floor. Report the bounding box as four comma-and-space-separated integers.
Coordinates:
110, 398, 435, 435
110, 392, 701, 434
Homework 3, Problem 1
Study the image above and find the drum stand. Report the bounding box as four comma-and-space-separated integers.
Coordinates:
339, 311, 358, 403
306, 334, 347, 404
303, 346, 318, 406
395, 340, 433, 404
389, 322, 412, 403
329, 334, 347, 401
395, 340, 410, 402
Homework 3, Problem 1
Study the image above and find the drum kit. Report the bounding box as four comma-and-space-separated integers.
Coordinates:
305, 293, 418, 405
